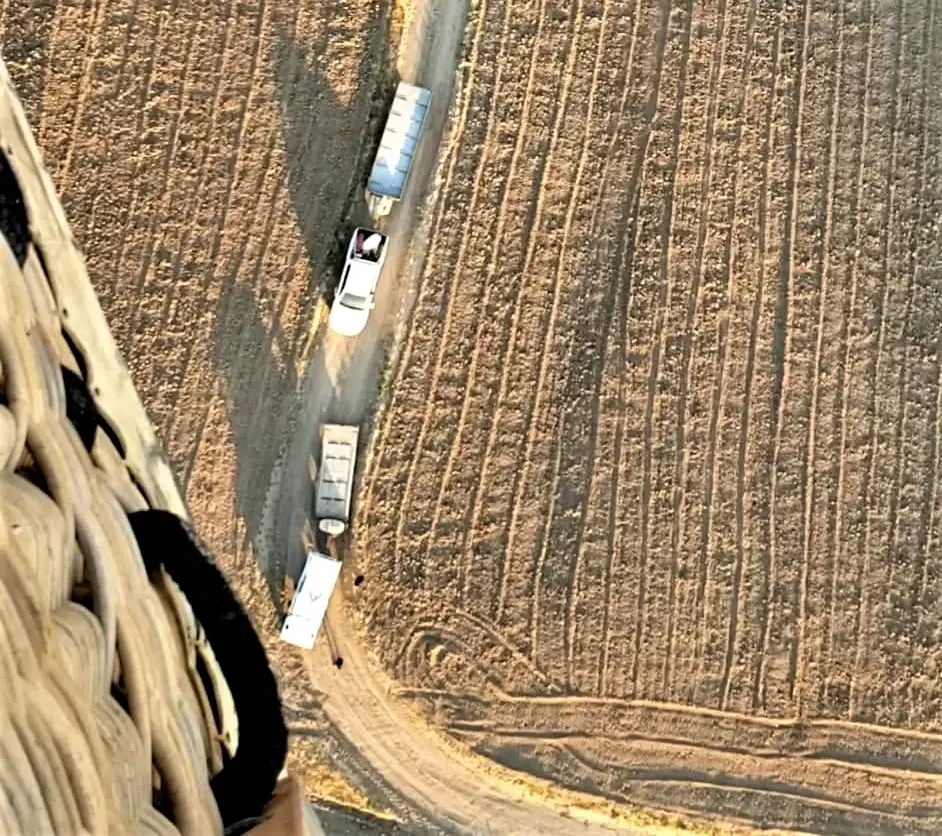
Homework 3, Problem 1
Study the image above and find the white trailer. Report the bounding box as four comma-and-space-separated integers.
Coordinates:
279, 550, 341, 650
314, 424, 360, 536
365, 81, 432, 220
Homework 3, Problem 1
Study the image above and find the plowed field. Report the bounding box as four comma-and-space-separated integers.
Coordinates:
358, 0, 942, 831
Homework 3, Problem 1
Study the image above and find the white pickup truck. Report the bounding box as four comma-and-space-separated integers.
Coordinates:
279, 424, 360, 650
328, 228, 388, 338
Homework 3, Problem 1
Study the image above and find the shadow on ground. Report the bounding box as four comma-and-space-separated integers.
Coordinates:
272, 13, 396, 299
0, 3, 57, 122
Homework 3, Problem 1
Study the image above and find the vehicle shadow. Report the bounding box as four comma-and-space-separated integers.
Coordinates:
0, 4, 57, 122
272, 13, 395, 305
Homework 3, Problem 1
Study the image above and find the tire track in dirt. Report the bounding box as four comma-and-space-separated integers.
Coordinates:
773, 0, 829, 718
467, 734, 942, 836
658, 0, 731, 702
905, 0, 942, 726
516, 0, 615, 686
79, 3, 165, 349
421, 0, 544, 616
396, 0, 548, 617
132, 9, 222, 406
692, 0, 766, 710
848, 0, 894, 719
694, 4, 787, 709
374, 0, 499, 587
358, 0, 485, 484
451, 0, 563, 635
55, 0, 111, 187
756, 0, 811, 716
871, 0, 938, 727
158, 4, 248, 482
359, 1, 491, 606
817, 0, 872, 717
600, 0, 672, 699
819, 0, 877, 718
493, 0, 584, 672
388, 0, 518, 600
851, 0, 905, 721
793, 0, 846, 717
410, 689, 942, 825
78, 0, 149, 248
702, 0, 760, 711
730, 6, 787, 714
588, 0, 645, 699
409, 690, 942, 767
630, 0, 695, 700
563, 0, 653, 695
451, 2, 578, 635
155, 0, 274, 456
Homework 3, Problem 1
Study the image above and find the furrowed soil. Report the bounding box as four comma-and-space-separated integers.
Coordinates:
357, 0, 942, 832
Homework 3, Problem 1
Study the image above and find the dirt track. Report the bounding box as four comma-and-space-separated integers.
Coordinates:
357, 0, 942, 832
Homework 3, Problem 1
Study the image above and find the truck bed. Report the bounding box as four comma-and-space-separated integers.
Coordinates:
366, 82, 432, 201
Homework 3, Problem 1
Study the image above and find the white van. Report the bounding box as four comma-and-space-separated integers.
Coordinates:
279, 551, 343, 650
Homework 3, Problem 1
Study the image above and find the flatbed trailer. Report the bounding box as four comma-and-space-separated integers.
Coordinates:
365, 81, 432, 221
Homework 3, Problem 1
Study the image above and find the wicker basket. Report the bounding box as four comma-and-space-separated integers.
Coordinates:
0, 55, 299, 836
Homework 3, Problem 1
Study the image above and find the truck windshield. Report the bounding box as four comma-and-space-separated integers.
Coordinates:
340, 293, 367, 310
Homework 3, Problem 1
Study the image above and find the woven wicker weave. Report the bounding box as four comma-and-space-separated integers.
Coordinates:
0, 56, 300, 836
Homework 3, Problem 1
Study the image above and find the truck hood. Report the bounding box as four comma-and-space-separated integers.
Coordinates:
328, 300, 369, 337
